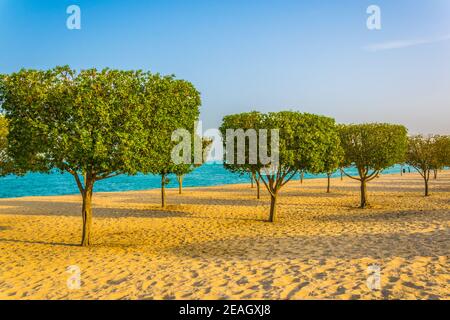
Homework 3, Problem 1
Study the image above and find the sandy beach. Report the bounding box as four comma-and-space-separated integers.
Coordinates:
0, 171, 449, 300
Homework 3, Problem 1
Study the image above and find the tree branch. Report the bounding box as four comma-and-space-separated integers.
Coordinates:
366, 170, 380, 182
281, 170, 298, 187
257, 172, 275, 197
342, 169, 361, 181
96, 172, 122, 181
66, 167, 85, 195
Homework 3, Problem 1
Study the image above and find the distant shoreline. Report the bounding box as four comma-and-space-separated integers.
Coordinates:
0, 165, 421, 200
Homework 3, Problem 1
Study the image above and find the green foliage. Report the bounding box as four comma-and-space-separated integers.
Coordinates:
0, 66, 201, 244
0, 115, 10, 176
320, 134, 344, 192
406, 135, 450, 195
263, 111, 340, 220
1, 67, 152, 179
318, 128, 344, 176
340, 123, 408, 172
219, 111, 264, 176
173, 137, 213, 194
407, 135, 437, 172
339, 123, 408, 207
434, 135, 450, 169
262, 111, 340, 173
173, 136, 212, 177
136, 77, 201, 206
220, 110, 340, 221
140, 76, 201, 177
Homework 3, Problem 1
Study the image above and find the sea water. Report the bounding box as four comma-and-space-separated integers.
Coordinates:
0, 163, 413, 198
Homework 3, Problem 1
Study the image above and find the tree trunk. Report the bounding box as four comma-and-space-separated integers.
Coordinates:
300, 171, 304, 184
177, 175, 183, 194
161, 174, 166, 208
400, 165, 403, 176
268, 193, 278, 222
327, 173, 331, 193
250, 173, 254, 188
360, 179, 368, 209
256, 176, 260, 200
340, 168, 343, 181
433, 169, 438, 180
424, 171, 430, 196
81, 182, 93, 247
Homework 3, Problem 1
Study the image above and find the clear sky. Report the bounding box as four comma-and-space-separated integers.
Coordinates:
1, 0, 449, 134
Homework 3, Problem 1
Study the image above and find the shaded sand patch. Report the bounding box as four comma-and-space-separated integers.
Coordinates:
0, 172, 449, 299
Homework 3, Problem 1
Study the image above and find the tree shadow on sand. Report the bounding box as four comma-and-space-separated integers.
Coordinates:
116, 194, 264, 207
0, 238, 78, 247
169, 228, 450, 261
323, 185, 449, 194
185, 186, 255, 194
281, 190, 347, 198
0, 199, 192, 218
310, 209, 450, 224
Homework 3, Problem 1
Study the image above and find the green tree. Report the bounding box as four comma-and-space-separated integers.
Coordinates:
222, 111, 338, 222
139, 76, 201, 207
260, 112, 340, 221
440, 136, 450, 167
321, 138, 344, 193
174, 164, 192, 195
299, 170, 305, 184
432, 135, 450, 179
174, 137, 212, 194
340, 123, 408, 208
406, 135, 444, 196
0, 67, 161, 246
219, 111, 264, 199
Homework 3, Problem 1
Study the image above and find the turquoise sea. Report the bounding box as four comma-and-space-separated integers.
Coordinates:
0, 163, 412, 199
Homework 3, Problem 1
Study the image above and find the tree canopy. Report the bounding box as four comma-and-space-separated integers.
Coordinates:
221, 111, 340, 221
434, 135, 450, 173
219, 111, 264, 199
320, 136, 344, 193
173, 136, 213, 195
0, 66, 201, 246
0, 115, 11, 176
261, 111, 341, 221
339, 123, 408, 208
138, 76, 202, 207
406, 135, 449, 196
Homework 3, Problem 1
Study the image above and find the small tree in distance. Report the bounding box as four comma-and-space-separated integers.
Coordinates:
174, 137, 213, 194
406, 135, 444, 196
140, 76, 201, 208
258, 112, 340, 221
221, 111, 339, 222
321, 137, 344, 193
339, 123, 408, 208
440, 136, 450, 167
219, 111, 265, 199
432, 135, 450, 179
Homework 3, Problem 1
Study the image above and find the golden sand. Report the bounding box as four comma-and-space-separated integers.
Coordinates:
0, 172, 449, 300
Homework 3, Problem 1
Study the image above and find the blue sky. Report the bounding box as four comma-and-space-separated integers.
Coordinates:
1, 0, 449, 134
